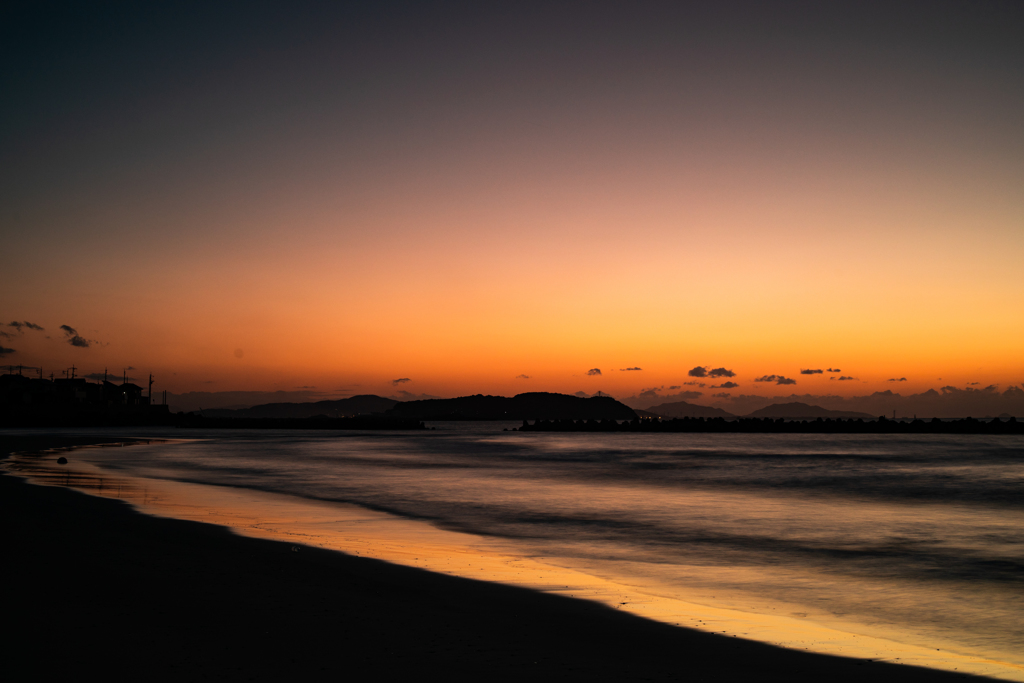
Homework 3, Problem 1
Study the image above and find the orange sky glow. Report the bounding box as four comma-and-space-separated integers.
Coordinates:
3, 3, 1022, 403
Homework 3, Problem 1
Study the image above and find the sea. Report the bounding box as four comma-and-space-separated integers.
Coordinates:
6, 424, 1024, 679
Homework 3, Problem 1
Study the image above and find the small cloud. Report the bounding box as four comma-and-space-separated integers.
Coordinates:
83, 372, 135, 382
0, 345, 15, 357
60, 324, 92, 348
515, 374, 531, 379
391, 378, 411, 385
838, 376, 858, 381
713, 381, 739, 389
392, 390, 442, 400
800, 369, 823, 375
683, 381, 706, 387
667, 385, 680, 390
755, 375, 797, 385
586, 368, 602, 376
887, 377, 907, 382
0, 330, 12, 339
708, 367, 735, 378
827, 368, 841, 373
8, 321, 44, 332
297, 385, 316, 389
687, 366, 708, 378
619, 367, 643, 372
712, 392, 732, 398
968, 381, 979, 386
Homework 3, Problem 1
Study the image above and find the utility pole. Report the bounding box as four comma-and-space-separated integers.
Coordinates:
70, 365, 76, 380
148, 373, 154, 402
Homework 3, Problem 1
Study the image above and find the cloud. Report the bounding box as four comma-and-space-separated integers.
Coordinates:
712, 392, 733, 398
838, 376, 858, 381
619, 367, 642, 371
968, 382, 979, 386
0, 330, 12, 339
888, 377, 907, 382
391, 390, 442, 400
708, 367, 735, 378
297, 385, 316, 389
586, 368, 602, 376
687, 366, 708, 377
60, 324, 92, 348
827, 368, 841, 373
391, 378, 411, 385
515, 374, 530, 379
941, 384, 998, 395
667, 385, 680, 390
712, 381, 739, 389
800, 369, 823, 375
755, 375, 797, 385
683, 381, 705, 387
0, 346, 15, 357
9, 321, 44, 331
83, 372, 135, 382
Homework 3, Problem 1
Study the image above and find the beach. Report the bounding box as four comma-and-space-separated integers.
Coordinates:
2, 433, 992, 681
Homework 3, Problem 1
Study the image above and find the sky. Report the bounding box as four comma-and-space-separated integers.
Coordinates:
2, 1, 1022, 404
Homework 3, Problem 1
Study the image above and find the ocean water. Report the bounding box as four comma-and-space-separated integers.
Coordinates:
8, 425, 1024, 678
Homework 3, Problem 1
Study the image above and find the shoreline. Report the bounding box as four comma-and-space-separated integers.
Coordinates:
2, 434, 994, 681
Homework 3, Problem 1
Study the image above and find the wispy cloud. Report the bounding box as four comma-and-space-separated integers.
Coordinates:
827, 368, 841, 373
800, 369, 823, 375
619, 367, 642, 371
712, 392, 733, 398
756, 375, 797, 385
392, 390, 442, 400
8, 321, 44, 332
837, 376, 858, 381
586, 368, 602, 376
83, 372, 135, 382
888, 377, 907, 382
683, 381, 705, 387
667, 385, 680, 390
0, 345, 15, 357
712, 381, 739, 389
60, 324, 92, 348
515, 374, 530, 379
391, 377, 411, 385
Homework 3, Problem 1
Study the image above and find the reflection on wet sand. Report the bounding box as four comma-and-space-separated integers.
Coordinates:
7, 443, 1022, 682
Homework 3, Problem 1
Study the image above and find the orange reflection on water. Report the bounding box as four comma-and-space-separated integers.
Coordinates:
6, 443, 1023, 682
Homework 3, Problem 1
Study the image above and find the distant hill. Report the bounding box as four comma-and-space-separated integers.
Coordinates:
645, 401, 737, 419
202, 395, 399, 419
385, 392, 637, 421
744, 402, 875, 420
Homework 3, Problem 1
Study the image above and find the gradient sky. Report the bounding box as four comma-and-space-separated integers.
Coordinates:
2, 1, 1022, 401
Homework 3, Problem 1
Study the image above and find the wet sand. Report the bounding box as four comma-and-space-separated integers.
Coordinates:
2, 434, 990, 681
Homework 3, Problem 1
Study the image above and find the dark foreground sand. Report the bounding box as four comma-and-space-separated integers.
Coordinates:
2, 435, 985, 681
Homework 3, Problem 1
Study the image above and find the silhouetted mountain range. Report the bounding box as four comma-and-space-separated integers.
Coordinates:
385, 392, 637, 421
644, 401, 737, 419
744, 402, 875, 420
202, 395, 398, 419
